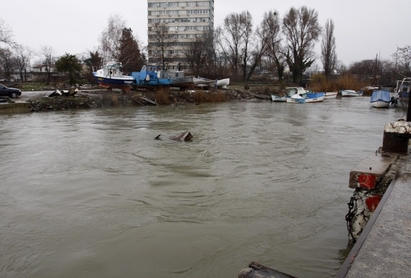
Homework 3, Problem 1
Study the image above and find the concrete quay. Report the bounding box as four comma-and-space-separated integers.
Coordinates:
240, 121, 411, 278
337, 151, 411, 277
239, 151, 411, 278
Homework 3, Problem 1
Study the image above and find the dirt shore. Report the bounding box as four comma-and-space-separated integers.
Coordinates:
13, 87, 271, 112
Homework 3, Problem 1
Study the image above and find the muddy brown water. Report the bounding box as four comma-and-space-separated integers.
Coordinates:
0, 96, 405, 277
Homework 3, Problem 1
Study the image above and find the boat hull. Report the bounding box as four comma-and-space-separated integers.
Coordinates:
370, 101, 390, 108
94, 75, 134, 90
340, 90, 363, 97
287, 92, 325, 103
93, 62, 134, 91
271, 95, 287, 102
194, 77, 217, 89
370, 90, 391, 108
216, 78, 230, 89
324, 92, 337, 98
170, 76, 195, 88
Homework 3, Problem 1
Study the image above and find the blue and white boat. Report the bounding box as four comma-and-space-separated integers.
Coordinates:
370, 90, 391, 108
305, 92, 325, 103
93, 62, 134, 91
272, 87, 307, 102
286, 89, 325, 103
130, 65, 172, 88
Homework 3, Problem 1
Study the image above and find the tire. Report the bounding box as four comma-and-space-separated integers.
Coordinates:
10, 92, 17, 98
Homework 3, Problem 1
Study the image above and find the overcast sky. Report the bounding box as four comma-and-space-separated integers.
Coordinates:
2, 0, 410, 67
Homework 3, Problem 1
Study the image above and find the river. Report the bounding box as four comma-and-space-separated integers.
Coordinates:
0, 96, 405, 278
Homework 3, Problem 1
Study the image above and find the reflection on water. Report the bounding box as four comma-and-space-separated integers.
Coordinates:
0, 97, 403, 277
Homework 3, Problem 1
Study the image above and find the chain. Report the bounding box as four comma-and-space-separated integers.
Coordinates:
345, 195, 357, 244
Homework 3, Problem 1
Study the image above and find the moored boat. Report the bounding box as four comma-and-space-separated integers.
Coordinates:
393, 77, 410, 109
93, 62, 134, 92
284, 87, 308, 103
340, 90, 363, 97
271, 94, 287, 102
305, 92, 325, 103
283, 88, 323, 103
370, 90, 391, 108
324, 91, 338, 98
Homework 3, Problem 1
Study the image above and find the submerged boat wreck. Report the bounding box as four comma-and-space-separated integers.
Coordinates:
155, 131, 193, 141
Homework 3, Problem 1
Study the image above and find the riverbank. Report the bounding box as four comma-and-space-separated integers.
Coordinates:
0, 87, 272, 113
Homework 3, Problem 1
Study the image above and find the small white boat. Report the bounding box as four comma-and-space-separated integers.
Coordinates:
271, 95, 287, 102
93, 62, 134, 91
194, 77, 216, 89
370, 90, 391, 108
284, 87, 308, 103
324, 92, 338, 98
216, 78, 230, 89
340, 90, 363, 97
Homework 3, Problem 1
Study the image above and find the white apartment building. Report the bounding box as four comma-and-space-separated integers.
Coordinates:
147, 0, 214, 70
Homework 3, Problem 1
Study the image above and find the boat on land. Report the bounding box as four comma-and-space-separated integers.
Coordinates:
169, 71, 196, 89
216, 78, 230, 89
93, 62, 134, 91
130, 65, 172, 88
370, 90, 391, 108
194, 77, 217, 89
393, 77, 410, 109
194, 77, 230, 89
339, 90, 363, 97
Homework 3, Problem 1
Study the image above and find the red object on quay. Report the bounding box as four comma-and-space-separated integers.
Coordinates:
357, 173, 377, 189
365, 195, 382, 211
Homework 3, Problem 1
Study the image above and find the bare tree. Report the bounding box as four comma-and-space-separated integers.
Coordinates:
184, 32, 213, 76
247, 11, 281, 80
100, 14, 126, 63
39, 45, 55, 84
258, 10, 285, 81
148, 22, 177, 69
13, 44, 33, 82
283, 6, 321, 84
0, 48, 14, 80
239, 11, 253, 81
0, 19, 13, 45
217, 11, 253, 81
321, 19, 337, 80
392, 45, 411, 77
